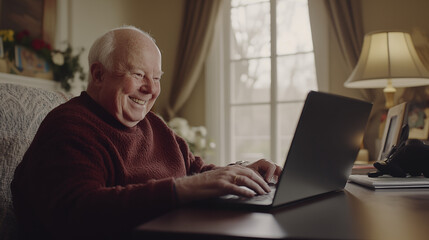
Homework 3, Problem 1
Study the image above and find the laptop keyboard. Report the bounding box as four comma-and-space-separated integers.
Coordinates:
251, 189, 275, 201
219, 185, 276, 202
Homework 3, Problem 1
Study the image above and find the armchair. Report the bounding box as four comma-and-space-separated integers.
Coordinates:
0, 83, 71, 239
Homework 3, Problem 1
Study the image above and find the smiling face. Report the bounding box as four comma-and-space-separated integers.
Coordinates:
87, 29, 163, 127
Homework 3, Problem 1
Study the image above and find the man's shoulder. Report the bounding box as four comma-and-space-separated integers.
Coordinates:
39, 94, 102, 134
47, 95, 93, 121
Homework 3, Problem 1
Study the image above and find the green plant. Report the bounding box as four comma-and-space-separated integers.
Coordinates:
51, 45, 86, 91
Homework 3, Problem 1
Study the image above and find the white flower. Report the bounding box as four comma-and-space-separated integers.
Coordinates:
186, 130, 196, 144
167, 117, 215, 156
168, 117, 193, 141
192, 126, 207, 137
209, 141, 216, 149
194, 136, 207, 150
52, 52, 65, 66
168, 118, 188, 130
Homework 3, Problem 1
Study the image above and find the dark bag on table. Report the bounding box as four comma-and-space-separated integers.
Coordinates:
369, 124, 429, 178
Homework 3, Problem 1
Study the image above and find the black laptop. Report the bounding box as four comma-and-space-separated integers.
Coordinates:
211, 91, 373, 210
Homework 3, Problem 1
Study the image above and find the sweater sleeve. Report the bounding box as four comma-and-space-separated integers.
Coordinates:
12, 117, 179, 239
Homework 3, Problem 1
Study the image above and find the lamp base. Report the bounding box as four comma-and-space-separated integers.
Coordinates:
383, 79, 396, 109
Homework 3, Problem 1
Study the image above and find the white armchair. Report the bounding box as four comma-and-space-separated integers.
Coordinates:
0, 83, 71, 240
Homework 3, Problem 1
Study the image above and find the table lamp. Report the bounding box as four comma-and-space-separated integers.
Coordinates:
344, 31, 429, 108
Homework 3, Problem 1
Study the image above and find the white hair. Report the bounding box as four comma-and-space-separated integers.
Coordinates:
87, 25, 155, 82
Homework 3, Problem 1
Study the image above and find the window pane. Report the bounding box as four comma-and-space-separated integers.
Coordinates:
231, 2, 270, 59
277, 0, 313, 55
277, 102, 304, 166
226, 0, 315, 166
231, 105, 270, 162
231, 58, 271, 103
277, 53, 317, 101
231, 0, 268, 7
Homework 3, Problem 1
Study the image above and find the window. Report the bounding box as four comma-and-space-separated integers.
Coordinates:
206, 0, 317, 166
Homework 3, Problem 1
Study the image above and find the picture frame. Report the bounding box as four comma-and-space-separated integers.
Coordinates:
408, 105, 429, 140
14, 45, 51, 73
378, 102, 408, 161
12, 45, 53, 80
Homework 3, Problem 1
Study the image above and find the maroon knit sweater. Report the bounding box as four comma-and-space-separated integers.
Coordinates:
11, 92, 215, 240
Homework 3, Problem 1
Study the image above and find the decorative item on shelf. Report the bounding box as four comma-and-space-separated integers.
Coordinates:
344, 31, 429, 109
14, 44, 53, 80
0, 30, 14, 73
400, 87, 429, 140
167, 117, 215, 158
0, 29, 85, 91
0, 38, 5, 72
0, 36, 4, 58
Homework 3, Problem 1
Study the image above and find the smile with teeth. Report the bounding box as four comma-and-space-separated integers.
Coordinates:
130, 97, 147, 105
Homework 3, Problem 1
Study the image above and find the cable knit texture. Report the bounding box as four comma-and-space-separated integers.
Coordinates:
11, 91, 215, 240
0, 83, 71, 240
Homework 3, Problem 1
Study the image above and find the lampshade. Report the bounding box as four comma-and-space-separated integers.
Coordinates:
344, 31, 429, 89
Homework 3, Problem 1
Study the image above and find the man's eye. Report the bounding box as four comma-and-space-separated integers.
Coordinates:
134, 73, 143, 78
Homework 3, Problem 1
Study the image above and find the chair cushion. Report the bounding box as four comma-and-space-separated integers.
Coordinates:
0, 83, 71, 239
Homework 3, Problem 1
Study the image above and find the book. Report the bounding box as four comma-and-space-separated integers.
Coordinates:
349, 174, 429, 189
352, 164, 375, 175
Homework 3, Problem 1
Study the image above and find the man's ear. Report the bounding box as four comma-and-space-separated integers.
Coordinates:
90, 62, 104, 84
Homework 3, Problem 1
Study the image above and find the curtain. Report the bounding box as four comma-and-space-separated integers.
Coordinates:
166, 0, 222, 120
324, 0, 384, 160
412, 28, 429, 70
324, 0, 380, 101
324, 0, 363, 70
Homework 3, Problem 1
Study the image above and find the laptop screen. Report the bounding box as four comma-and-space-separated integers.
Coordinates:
272, 91, 372, 207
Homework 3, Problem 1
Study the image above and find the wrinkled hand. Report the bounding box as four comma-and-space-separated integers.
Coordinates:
246, 158, 282, 184
174, 159, 282, 204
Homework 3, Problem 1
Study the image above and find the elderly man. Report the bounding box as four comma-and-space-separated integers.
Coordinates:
11, 26, 281, 240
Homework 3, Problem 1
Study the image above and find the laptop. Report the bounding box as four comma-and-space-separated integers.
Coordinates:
209, 91, 373, 211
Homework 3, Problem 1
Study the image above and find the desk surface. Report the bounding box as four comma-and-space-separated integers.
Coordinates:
133, 182, 429, 240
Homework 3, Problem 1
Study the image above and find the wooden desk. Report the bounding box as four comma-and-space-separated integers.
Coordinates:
133, 182, 429, 240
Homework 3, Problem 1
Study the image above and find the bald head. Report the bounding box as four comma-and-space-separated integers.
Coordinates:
109, 29, 161, 74
87, 26, 159, 83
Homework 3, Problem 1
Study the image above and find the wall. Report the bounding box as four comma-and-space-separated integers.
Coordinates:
361, 0, 429, 34
66, 0, 186, 117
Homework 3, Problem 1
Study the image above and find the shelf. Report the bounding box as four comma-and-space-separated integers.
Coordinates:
0, 72, 61, 91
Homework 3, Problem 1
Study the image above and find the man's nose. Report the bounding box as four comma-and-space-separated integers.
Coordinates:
140, 76, 156, 93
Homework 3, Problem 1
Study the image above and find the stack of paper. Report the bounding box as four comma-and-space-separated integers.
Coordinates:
349, 175, 429, 189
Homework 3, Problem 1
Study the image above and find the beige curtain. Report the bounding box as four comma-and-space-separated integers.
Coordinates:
402, 29, 429, 113
412, 28, 429, 70
324, 0, 384, 160
324, 0, 363, 70
166, 0, 222, 119
324, 0, 381, 100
